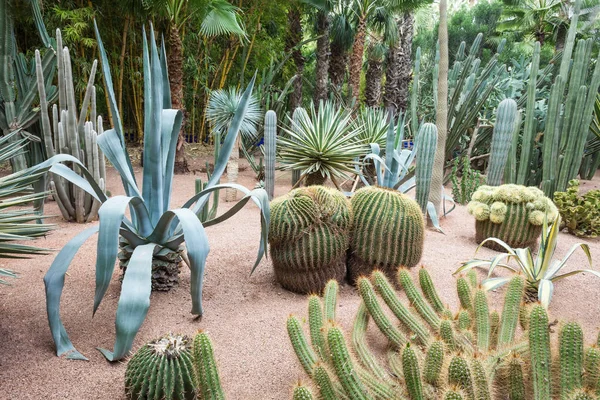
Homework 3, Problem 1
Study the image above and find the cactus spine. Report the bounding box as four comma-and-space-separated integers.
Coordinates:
488, 99, 518, 186
490, 311, 500, 351
292, 383, 315, 400
440, 319, 457, 351
402, 344, 424, 400
506, 355, 526, 400
193, 331, 225, 400
529, 305, 552, 400
424, 340, 444, 386
323, 280, 339, 322
349, 187, 424, 281
458, 310, 472, 331
444, 389, 466, 400
288, 315, 317, 375
448, 356, 476, 400
308, 295, 327, 361
560, 322, 585, 399
498, 276, 525, 348
415, 123, 438, 212
471, 357, 492, 400
312, 364, 338, 400
36, 30, 106, 223
466, 270, 478, 288
457, 277, 473, 311
398, 269, 441, 329
353, 303, 389, 380
264, 110, 276, 200
583, 346, 600, 391
269, 187, 350, 294
474, 289, 490, 352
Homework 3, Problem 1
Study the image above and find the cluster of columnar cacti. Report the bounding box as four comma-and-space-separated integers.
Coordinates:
487, 99, 518, 186
269, 186, 351, 294
36, 29, 106, 223
467, 184, 558, 250
348, 186, 425, 282
125, 331, 225, 400
287, 270, 600, 400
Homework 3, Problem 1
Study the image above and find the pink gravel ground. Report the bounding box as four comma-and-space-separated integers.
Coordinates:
1, 159, 599, 399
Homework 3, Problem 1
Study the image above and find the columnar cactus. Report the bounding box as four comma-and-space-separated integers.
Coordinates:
415, 123, 438, 212
36, 29, 106, 223
348, 186, 424, 282
125, 333, 196, 400
488, 99, 518, 186
467, 184, 558, 250
269, 186, 351, 294
264, 110, 276, 200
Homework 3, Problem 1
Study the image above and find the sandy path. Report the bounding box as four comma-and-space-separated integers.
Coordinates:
1, 162, 599, 399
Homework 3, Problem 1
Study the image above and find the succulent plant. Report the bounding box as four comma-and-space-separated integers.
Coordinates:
467, 184, 558, 250
348, 186, 424, 282
554, 179, 600, 238
450, 156, 486, 205
269, 186, 350, 294
286, 273, 600, 400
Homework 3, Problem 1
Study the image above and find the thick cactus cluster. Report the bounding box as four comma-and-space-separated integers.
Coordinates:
467, 184, 558, 250
125, 331, 224, 400
286, 271, 600, 400
269, 186, 351, 294
348, 186, 425, 282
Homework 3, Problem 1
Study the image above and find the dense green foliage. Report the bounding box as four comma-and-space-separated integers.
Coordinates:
554, 179, 600, 238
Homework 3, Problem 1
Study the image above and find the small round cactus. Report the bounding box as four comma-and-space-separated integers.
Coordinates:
125, 333, 196, 400
467, 184, 558, 250
269, 186, 351, 294
348, 186, 424, 282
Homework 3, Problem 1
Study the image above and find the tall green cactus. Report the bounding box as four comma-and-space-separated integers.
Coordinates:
402, 344, 423, 400
488, 99, 518, 186
193, 331, 226, 400
264, 110, 276, 200
529, 305, 552, 400
498, 276, 525, 348
36, 29, 106, 223
291, 107, 306, 187
559, 322, 584, 399
292, 384, 315, 400
415, 123, 438, 212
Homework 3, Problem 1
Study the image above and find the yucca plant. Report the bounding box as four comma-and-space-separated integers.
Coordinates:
0, 130, 54, 283
278, 101, 366, 187
456, 216, 598, 308
39, 23, 269, 362
352, 107, 388, 148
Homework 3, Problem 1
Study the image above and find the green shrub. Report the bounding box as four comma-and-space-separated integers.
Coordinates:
451, 156, 486, 205
554, 179, 600, 238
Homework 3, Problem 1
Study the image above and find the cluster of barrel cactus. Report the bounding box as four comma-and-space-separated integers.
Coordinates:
36, 29, 106, 223
467, 184, 558, 250
269, 186, 352, 293
348, 186, 425, 282
287, 271, 600, 400
125, 331, 224, 400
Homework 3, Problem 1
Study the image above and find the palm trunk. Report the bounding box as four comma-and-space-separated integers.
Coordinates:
396, 12, 414, 113
429, 0, 448, 216
365, 45, 383, 107
348, 15, 366, 100
168, 26, 189, 173
383, 16, 402, 114
313, 11, 331, 105
286, 6, 305, 111
329, 41, 348, 90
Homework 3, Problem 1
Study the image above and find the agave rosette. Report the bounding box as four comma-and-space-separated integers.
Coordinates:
37, 23, 269, 361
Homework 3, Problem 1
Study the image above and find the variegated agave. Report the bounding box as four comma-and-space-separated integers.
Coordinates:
456, 216, 597, 309
38, 24, 269, 362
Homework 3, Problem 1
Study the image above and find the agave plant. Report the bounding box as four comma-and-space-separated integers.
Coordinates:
0, 130, 54, 283
352, 107, 388, 148
39, 23, 268, 362
278, 100, 366, 187
456, 216, 597, 309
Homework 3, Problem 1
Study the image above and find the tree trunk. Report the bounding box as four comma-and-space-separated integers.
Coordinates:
168, 26, 189, 173
305, 172, 327, 186
348, 15, 366, 100
365, 47, 383, 107
429, 0, 448, 216
397, 12, 414, 113
286, 6, 305, 111
383, 16, 403, 114
329, 41, 348, 90
313, 11, 331, 105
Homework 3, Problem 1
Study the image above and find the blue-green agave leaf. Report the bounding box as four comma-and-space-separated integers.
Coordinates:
97, 128, 141, 199
161, 109, 183, 216
43, 225, 99, 360
97, 243, 156, 361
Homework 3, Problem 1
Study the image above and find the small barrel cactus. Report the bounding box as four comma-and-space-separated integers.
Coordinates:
125, 333, 196, 400
348, 186, 424, 282
467, 184, 558, 250
269, 186, 351, 294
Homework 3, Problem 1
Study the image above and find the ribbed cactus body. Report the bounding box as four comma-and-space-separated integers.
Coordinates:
264, 110, 276, 200
499, 276, 525, 347
193, 332, 225, 400
468, 184, 558, 250
292, 384, 315, 400
474, 290, 490, 352
269, 186, 350, 294
415, 123, 438, 211
125, 334, 196, 400
308, 295, 326, 361
529, 305, 552, 400
458, 310, 472, 331
440, 319, 457, 351
457, 277, 473, 312
348, 186, 424, 282
398, 269, 440, 329
287, 315, 318, 375
583, 346, 600, 391
471, 357, 492, 400
424, 340, 444, 385
559, 322, 584, 399
419, 267, 445, 313
402, 344, 423, 400
312, 363, 338, 400
488, 98, 518, 186
448, 356, 476, 400
506, 355, 526, 400
444, 389, 466, 400
490, 311, 500, 351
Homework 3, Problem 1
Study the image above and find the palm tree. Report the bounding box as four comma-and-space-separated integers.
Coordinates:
329, 0, 354, 91
365, 39, 385, 106
286, 2, 305, 111
145, 0, 245, 173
